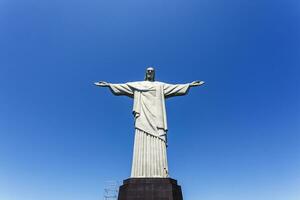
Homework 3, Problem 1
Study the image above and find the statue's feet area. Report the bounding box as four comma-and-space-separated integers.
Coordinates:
118, 178, 183, 200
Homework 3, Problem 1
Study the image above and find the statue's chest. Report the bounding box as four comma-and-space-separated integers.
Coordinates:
140, 88, 161, 107
132, 82, 163, 101
138, 83, 159, 95
144, 90, 156, 99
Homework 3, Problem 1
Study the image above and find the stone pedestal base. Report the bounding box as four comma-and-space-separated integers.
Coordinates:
118, 178, 183, 200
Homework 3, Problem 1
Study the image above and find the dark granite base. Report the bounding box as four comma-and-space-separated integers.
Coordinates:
118, 178, 183, 200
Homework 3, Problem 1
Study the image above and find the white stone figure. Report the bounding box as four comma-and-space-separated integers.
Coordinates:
95, 67, 204, 178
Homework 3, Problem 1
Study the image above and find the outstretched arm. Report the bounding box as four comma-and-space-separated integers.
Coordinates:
190, 80, 205, 87
94, 81, 134, 97
94, 81, 110, 87
164, 80, 204, 98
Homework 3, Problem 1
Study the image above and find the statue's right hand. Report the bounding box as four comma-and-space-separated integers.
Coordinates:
94, 81, 109, 87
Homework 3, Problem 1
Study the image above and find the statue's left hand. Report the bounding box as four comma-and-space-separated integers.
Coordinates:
190, 80, 205, 87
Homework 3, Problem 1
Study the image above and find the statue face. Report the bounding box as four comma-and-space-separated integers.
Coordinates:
145, 67, 155, 81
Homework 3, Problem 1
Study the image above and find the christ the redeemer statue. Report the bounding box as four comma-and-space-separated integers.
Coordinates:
95, 67, 204, 178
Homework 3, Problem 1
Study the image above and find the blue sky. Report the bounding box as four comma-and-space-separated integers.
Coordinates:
0, 0, 299, 199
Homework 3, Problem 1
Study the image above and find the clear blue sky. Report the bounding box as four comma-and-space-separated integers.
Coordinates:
0, 0, 299, 200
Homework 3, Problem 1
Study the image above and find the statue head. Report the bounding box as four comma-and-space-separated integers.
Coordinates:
145, 67, 155, 81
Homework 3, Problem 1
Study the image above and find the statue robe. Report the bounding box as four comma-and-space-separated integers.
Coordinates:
108, 81, 190, 177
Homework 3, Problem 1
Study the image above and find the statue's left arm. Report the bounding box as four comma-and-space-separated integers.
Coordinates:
163, 80, 204, 98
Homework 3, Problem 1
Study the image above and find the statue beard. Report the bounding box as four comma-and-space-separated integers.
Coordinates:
145, 74, 155, 82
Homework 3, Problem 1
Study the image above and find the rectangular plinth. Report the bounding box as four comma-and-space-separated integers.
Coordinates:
118, 178, 183, 200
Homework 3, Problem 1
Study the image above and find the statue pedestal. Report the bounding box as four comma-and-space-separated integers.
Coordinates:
118, 178, 183, 200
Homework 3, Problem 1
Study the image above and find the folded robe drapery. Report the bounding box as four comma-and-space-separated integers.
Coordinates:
131, 129, 168, 177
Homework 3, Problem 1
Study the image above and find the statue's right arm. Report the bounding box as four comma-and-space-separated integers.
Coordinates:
94, 81, 134, 97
